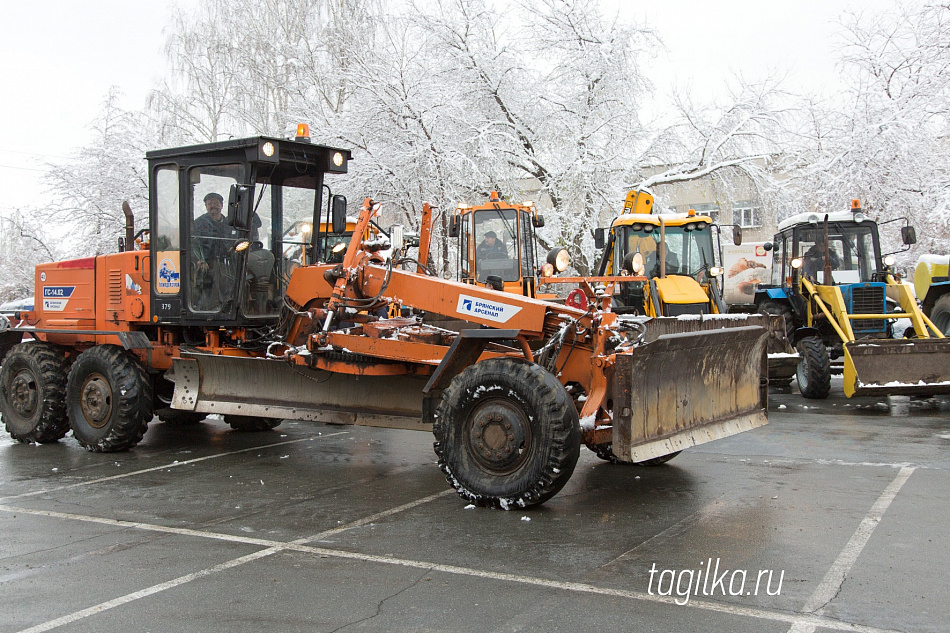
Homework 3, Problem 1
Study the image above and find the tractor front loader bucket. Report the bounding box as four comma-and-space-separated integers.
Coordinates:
168, 353, 428, 429
611, 323, 769, 463
844, 338, 950, 397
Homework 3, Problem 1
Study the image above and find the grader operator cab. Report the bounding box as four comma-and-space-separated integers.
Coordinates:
0, 132, 770, 510
754, 201, 950, 398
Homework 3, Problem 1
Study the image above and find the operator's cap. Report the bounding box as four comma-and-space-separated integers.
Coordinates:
485, 231, 497, 238
203, 192, 224, 204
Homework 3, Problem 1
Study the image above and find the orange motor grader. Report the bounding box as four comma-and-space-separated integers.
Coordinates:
0, 132, 768, 509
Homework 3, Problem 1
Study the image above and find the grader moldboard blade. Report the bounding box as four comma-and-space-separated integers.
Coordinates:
611, 317, 769, 462
844, 338, 950, 397
168, 353, 428, 429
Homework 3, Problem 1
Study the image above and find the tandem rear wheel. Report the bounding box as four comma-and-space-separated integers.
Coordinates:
0, 342, 70, 443
66, 345, 153, 452
224, 415, 282, 431
586, 443, 681, 466
433, 358, 580, 509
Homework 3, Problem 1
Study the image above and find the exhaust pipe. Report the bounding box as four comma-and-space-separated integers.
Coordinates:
122, 200, 134, 252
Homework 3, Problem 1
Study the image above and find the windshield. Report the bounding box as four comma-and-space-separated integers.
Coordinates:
796, 223, 877, 283
473, 208, 520, 282
616, 223, 716, 279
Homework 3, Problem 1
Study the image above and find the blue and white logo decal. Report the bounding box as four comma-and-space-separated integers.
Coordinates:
456, 293, 522, 323
42, 286, 75, 312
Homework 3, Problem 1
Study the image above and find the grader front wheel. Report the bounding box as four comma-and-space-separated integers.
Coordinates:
0, 343, 70, 443
433, 358, 580, 509
66, 345, 153, 452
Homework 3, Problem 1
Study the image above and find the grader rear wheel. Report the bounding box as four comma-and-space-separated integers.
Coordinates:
433, 358, 580, 509
224, 415, 281, 432
0, 343, 70, 444
586, 443, 681, 466
66, 345, 153, 452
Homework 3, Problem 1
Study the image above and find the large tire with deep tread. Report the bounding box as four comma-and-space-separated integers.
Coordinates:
156, 408, 207, 426
931, 295, 950, 336
66, 345, 153, 452
224, 415, 281, 432
586, 443, 680, 466
433, 358, 580, 509
0, 342, 70, 443
795, 336, 831, 399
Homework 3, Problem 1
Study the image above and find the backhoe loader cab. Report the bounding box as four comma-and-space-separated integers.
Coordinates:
449, 192, 566, 297
595, 190, 728, 316
147, 135, 351, 325
753, 202, 950, 398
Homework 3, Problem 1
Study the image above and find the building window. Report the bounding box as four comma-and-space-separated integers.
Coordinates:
734, 202, 761, 228
690, 203, 719, 224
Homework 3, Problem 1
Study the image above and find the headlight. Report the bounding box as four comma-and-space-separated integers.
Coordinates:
540, 263, 554, 277
883, 255, 896, 267
235, 240, 250, 252
709, 266, 723, 277
300, 223, 312, 235
791, 257, 803, 269
332, 242, 347, 254
332, 152, 344, 167
547, 247, 570, 272
262, 141, 275, 157
631, 252, 645, 276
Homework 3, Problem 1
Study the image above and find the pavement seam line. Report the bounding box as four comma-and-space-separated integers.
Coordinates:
1, 503, 900, 633
785, 465, 916, 633
0, 431, 349, 503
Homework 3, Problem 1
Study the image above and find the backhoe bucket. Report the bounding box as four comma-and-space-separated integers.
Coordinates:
611, 323, 769, 463
844, 338, 950, 397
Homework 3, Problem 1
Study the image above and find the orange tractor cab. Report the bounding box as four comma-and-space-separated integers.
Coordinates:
447, 192, 569, 297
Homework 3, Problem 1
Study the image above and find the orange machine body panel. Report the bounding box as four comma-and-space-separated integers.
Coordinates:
32, 251, 152, 350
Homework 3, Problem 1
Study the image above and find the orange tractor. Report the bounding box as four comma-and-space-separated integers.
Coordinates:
0, 132, 769, 509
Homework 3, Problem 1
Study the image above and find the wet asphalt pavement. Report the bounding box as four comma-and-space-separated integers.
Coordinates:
1, 379, 949, 633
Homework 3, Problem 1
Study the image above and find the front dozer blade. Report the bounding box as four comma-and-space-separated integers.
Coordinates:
611, 324, 769, 463
844, 338, 950, 397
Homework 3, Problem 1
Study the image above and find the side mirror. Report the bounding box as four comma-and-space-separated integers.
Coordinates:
732, 225, 743, 246
534, 214, 545, 228
763, 242, 774, 252
594, 227, 606, 250
448, 214, 460, 238
901, 226, 917, 245
228, 184, 253, 230
331, 195, 347, 235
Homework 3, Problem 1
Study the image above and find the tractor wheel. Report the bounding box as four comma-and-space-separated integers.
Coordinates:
433, 358, 580, 509
157, 408, 207, 426
0, 343, 70, 443
586, 443, 680, 466
757, 300, 795, 352
931, 295, 950, 336
66, 345, 153, 452
795, 336, 831, 399
224, 415, 281, 432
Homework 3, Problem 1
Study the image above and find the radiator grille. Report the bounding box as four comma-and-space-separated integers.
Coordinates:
850, 285, 885, 333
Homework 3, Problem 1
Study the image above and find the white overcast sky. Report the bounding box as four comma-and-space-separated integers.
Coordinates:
0, 0, 895, 212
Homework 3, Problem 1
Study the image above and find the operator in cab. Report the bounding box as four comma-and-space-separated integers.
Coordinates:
193, 192, 236, 311
476, 230, 508, 261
